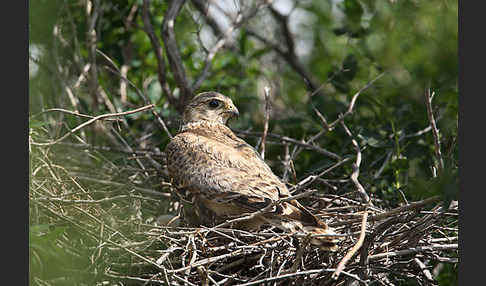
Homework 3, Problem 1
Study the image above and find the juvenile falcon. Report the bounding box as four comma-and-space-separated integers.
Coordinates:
165, 91, 339, 251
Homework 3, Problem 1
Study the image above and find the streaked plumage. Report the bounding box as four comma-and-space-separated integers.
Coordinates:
165, 91, 339, 250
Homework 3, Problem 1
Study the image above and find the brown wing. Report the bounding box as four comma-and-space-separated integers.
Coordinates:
165, 128, 287, 208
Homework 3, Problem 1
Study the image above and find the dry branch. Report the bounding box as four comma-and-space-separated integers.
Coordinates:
424, 87, 444, 174
235, 129, 341, 161
31, 104, 155, 146
161, 0, 192, 111
142, 0, 174, 104
97, 50, 173, 139
191, 0, 271, 91
259, 86, 271, 159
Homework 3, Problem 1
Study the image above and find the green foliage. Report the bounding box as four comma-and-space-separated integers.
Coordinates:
29, 224, 94, 284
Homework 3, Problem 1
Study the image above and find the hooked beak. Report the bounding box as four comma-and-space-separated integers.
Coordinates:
225, 105, 240, 118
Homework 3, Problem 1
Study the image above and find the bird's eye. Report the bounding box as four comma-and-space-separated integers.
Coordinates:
208, 99, 220, 108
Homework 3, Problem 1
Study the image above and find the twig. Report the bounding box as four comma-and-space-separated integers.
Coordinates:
36, 194, 150, 204
368, 244, 457, 261
141, 0, 174, 104
332, 121, 371, 279
263, 6, 322, 94
340, 121, 371, 204
31, 108, 121, 122
167, 249, 247, 273
286, 72, 385, 165
161, 0, 193, 111
73, 63, 91, 89
327, 73, 385, 131
73, 175, 170, 198
359, 216, 407, 280
236, 268, 367, 286
191, 11, 244, 91
97, 50, 173, 138
373, 151, 393, 179
86, 0, 101, 110
259, 86, 271, 159
54, 142, 165, 157
424, 87, 444, 175
413, 258, 435, 283
191, 1, 269, 91
104, 272, 167, 285
312, 107, 330, 130
288, 234, 309, 273
331, 196, 441, 227
246, 28, 321, 94
190, 0, 226, 39
234, 129, 341, 161
31, 104, 155, 146
332, 208, 368, 280
288, 157, 352, 193
111, 128, 150, 178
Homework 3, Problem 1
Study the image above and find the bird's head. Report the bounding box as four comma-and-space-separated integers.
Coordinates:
182, 91, 239, 125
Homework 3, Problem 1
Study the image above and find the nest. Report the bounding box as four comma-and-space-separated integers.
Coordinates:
29, 140, 458, 286
134, 196, 457, 286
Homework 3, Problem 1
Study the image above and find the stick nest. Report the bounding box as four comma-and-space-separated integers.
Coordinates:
29, 137, 458, 286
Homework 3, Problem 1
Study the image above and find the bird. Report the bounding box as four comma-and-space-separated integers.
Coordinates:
165, 91, 339, 251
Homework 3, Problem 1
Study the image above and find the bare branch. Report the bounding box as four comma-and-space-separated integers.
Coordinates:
340, 121, 371, 204
31, 104, 155, 146
424, 87, 444, 175
235, 129, 341, 161
192, 1, 271, 91
368, 244, 457, 261
97, 50, 173, 138
288, 157, 352, 193
31, 108, 121, 122
246, 28, 321, 94
86, 0, 101, 110
190, 0, 225, 38
259, 86, 271, 159
326, 72, 386, 131
237, 268, 367, 286
413, 258, 436, 284
161, 0, 193, 111
332, 208, 368, 280
330, 196, 441, 227
142, 0, 175, 104
266, 6, 322, 94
